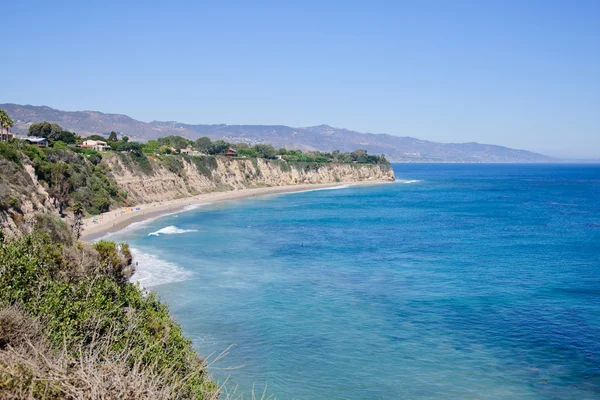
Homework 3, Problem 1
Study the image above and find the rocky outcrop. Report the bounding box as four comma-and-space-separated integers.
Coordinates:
104, 154, 395, 204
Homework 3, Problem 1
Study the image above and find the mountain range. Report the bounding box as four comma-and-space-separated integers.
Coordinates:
1, 103, 554, 163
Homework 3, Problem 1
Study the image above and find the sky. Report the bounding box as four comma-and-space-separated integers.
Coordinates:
2, 0, 599, 158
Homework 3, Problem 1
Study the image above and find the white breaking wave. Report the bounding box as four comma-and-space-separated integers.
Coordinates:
148, 225, 198, 236
396, 179, 422, 184
183, 204, 203, 211
130, 248, 195, 288
297, 184, 354, 193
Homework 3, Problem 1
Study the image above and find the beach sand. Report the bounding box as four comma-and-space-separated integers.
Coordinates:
81, 181, 387, 241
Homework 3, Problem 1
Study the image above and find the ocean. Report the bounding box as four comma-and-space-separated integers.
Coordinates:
108, 164, 600, 399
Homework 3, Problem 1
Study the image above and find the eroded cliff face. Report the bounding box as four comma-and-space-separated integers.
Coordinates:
0, 160, 58, 237
104, 155, 395, 204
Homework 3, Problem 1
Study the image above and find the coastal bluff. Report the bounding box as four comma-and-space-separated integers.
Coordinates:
105, 154, 395, 204
1, 147, 394, 237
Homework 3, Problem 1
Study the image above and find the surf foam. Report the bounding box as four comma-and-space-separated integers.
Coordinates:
148, 226, 198, 236
129, 248, 195, 288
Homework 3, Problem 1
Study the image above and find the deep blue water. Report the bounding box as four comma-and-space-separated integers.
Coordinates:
111, 164, 600, 399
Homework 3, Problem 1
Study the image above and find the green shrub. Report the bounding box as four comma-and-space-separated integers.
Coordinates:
119, 152, 153, 175
0, 142, 22, 166
33, 214, 73, 246
160, 156, 185, 177
187, 155, 218, 177
0, 234, 218, 399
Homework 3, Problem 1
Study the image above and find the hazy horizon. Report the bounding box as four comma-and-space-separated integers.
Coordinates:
2, 1, 598, 158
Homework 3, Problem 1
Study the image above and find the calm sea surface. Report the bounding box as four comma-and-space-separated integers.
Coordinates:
110, 164, 600, 399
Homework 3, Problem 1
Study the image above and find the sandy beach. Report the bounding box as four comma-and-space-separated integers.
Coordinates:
81, 181, 388, 241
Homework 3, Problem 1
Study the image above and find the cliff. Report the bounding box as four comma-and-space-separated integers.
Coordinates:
104, 154, 395, 204
0, 142, 394, 237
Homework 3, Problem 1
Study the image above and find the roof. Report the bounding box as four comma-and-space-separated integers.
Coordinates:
25, 137, 47, 143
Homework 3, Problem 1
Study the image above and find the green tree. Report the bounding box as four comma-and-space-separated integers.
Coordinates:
0, 109, 14, 139
194, 137, 212, 152
351, 149, 368, 162
108, 131, 118, 141
28, 122, 64, 141
207, 140, 230, 155
85, 134, 106, 141
157, 135, 190, 149
237, 147, 259, 158
253, 144, 277, 159
58, 130, 77, 144
142, 139, 160, 154
121, 136, 129, 142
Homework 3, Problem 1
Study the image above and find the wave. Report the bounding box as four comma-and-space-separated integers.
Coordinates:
148, 225, 199, 236
396, 179, 422, 184
183, 203, 206, 211
297, 184, 354, 194
129, 248, 195, 288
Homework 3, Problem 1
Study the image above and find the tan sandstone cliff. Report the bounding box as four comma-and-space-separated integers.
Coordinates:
104, 154, 395, 204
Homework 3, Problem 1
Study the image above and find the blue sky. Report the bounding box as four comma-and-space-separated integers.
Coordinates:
2, 0, 599, 158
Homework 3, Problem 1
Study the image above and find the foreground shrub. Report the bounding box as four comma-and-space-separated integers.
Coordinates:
0, 234, 219, 399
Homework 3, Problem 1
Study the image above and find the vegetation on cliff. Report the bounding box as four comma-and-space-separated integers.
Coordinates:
0, 140, 125, 218
0, 225, 219, 399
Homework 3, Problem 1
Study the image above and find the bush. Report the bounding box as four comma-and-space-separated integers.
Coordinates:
0, 142, 22, 166
0, 234, 218, 399
119, 152, 153, 175
187, 155, 218, 178
33, 214, 73, 246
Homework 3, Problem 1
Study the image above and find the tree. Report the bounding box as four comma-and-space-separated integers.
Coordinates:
157, 135, 190, 150
58, 130, 78, 144
71, 202, 84, 240
28, 122, 63, 141
207, 140, 230, 155
142, 139, 160, 154
0, 109, 14, 139
86, 134, 106, 141
121, 136, 129, 143
194, 137, 212, 153
108, 131, 118, 141
351, 149, 368, 162
253, 144, 277, 159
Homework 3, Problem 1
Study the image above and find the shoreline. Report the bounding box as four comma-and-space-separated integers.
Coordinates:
81, 181, 390, 241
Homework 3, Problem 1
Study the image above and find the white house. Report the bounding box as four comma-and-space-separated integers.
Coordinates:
80, 140, 111, 151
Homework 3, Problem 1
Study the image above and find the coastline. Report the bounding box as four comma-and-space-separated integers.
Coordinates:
81, 181, 389, 241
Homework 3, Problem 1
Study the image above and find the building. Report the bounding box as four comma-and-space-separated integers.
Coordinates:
180, 146, 193, 155
0, 131, 14, 142
224, 148, 238, 157
24, 137, 48, 147
79, 140, 111, 151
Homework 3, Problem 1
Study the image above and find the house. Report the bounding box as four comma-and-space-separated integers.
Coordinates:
0, 131, 14, 142
24, 137, 48, 147
79, 140, 111, 151
224, 148, 238, 157
180, 146, 193, 155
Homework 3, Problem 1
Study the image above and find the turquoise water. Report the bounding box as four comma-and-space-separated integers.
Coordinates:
111, 164, 600, 399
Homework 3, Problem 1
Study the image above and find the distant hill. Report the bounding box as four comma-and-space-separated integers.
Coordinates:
1, 103, 555, 163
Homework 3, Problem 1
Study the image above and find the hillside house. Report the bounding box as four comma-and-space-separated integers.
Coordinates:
224, 148, 238, 157
79, 140, 110, 151
24, 137, 48, 147
0, 131, 14, 142
180, 146, 193, 155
